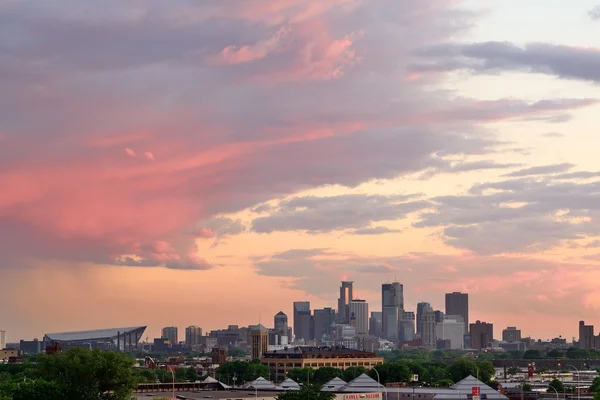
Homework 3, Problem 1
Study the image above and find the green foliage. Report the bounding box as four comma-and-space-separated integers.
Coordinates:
287, 368, 314, 385
507, 366, 521, 376
36, 347, 137, 400
228, 348, 250, 358
342, 366, 366, 382
446, 359, 494, 384
216, 360, 269, 383
186, 367, 199, 382
277, 385, 335, 400
521, 383, 533, 391
175, 367, 188, 382
523, 350, 543, 359
548, 378, 565, 393
590, 376, 600, 393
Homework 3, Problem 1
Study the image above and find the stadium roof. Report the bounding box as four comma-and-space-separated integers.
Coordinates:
44, 326, 146, 342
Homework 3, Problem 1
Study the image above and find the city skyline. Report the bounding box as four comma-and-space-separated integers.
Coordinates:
2, 0, 600, 342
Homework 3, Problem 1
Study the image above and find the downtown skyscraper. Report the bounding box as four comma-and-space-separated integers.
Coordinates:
445, 292, 469, 333
337, 281, 354, 324
382, 282, 403, 340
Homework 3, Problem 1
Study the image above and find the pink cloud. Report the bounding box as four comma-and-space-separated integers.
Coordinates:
124, 147, 136, 157
144, 151, 155, 161
212, 27, 290, 65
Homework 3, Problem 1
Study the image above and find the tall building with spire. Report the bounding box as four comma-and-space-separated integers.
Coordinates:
251, 324, 269, 360
337, 281, 354, 324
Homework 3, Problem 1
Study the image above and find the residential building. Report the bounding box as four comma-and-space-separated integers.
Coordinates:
502, 327, 522, 343
162, 326, 178, 346
293, 301, 312, 342
436, 316, 465, 349
251, 324, 269, 360
261, 346, 383, 382
421, 307, 437, 348
349, 299, 369, 335
445, 292, 469, 333
416, 302, 431, 337
313, 308, 336, 344
579, 321, 595, 349
185, 325, 203, 346
470, 320, 493, 350
338, 281, 354, 324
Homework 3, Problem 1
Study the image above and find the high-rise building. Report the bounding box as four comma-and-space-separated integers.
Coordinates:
369, 312, 383, 337
421, 307, 437, 348
436, 316, 465, 349
274, 311, 289, 344
382, 282, 403, 340
348, 300, 369, 335
338, 281, 354, 324
445, 292, 469, 333
313, 308, 336, 343
579, 321, 594, 349
251, 324, 269, 360
399, 312, 415, 343
434, 310, 445, 323
502, 327, 522, 343
416, 302, 431, 336
293, 301, 312, 342
0, 330, 5, 350
185, 326, 203, 346
161, 326, 178, 346
470, 320, 493, 350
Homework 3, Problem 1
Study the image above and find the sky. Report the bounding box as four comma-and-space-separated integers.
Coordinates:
1, 0, 600, 342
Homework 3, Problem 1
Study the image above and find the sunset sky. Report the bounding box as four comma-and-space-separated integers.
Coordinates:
1, 0, 600, 342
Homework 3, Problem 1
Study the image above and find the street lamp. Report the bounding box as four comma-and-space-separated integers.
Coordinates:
372, 367, 388, 400
565, 364, 580, 400
161, 364, 175, 400
548, 385, 559, 400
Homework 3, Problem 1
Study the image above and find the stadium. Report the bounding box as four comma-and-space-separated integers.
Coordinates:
43, 326, 146, 351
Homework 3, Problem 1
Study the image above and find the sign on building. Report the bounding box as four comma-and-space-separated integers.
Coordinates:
411, 374, 419, 382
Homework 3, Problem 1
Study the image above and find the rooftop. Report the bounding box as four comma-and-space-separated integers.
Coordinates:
44, 326, 146, 342
263, 346, 379, 358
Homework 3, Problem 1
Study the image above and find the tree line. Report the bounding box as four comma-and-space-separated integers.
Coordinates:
216, 358, 496, 387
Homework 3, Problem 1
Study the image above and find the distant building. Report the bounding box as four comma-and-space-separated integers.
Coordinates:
0, 349, 18, 362
162, 326, 178, 346
293, 301, 312, 342
44, 326, 146, 351
470, 321, 493, 350
348, 299, 369, 335
579, 321, 595, 349
185, 326, 202, 346
436, 316, 464, 349
313, 308, 336, 344
416, 302, 431, 337
0, 330, 5, 350
369, 312, 382, 337
382, 282, 403, 340
211, 347, 226, 364
338, 281, 354, 324
19, 339, 42, 354
421, 307, 437, 348
261, 346, 383, 382
399, 312, 415, 344
445, 292, 469, 334
502, 327, 522, 343
434, 310, 445, 323
274, 311, 289, 344
251, 324, 269, 360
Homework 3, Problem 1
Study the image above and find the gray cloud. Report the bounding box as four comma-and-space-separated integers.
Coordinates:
412, 41, 600, 83
349, 227, 404, 235
502, 163, 575, 177
416, 176, 600, 254
251, 194, 429, 234
590, 6, 600, 20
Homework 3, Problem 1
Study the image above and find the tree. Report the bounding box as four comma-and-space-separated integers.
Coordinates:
522, 383, 533, 391
175, 367, 188, 382
342, 366, 366, 382
548, 378, 565, 393
186, 367, 199, 382
287, 368, 314, 385
36, 347, 137, 400
313, 367, 342, 385
590, 377, 600, 393
11, 380, 64, 400
507, 366, 521, 377
216, 360, 269, 383
277, 386, 335, 400
523, 350, 543, 359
